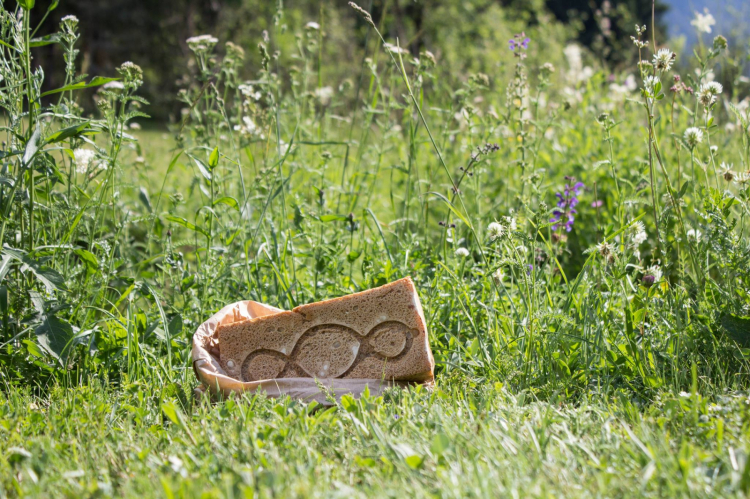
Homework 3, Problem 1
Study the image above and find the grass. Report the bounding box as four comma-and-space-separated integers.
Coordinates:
2, 1, 750, 496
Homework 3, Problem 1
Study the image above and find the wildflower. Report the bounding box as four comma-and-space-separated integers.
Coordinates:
238, 83, 262, 101
225, 42, 245, 62
652, 48, 675, 72
684, 127, 703, 148
129, 122, 141, 130
234, 116, 257, 136
713, 35, 728, 50
455, 247, 470, 258
492, 267, 504, 285
487, 222, 504, 240
508, 35, 530, 52
698, 83, 721, 108
643, 75, 660, 94
642, 265, 662, 287
60, 14, 79, 39
186, 34, 219, 54
631, 221, 647, 247
383, 43, 409, 56
596, 241, 616, 262
691, 9, 715, 34
551, 177, 584, 232
735, 171, 750, 185
314, 86, 334, 105
591, 200, 603, 208
101, 81, 125, 92
540, 62, 555, 77
502, 216, 517, 232
135, 156, 145, 165
73, 148, 97, 174
721, 163, 734, 181
710, 145, 718, 155
305, 21, 320, 30
687, 228, 702, 243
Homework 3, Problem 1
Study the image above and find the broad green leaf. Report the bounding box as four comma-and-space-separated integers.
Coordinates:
30, 33, 61, 47
213, 196, 239, 210
192, 156, 212, 181
1, 247, 68, 292
404, 455, 423, 469
73, 249, 98, 272
40, 77, 120, 98
35, 315, 75, 363
44, 122, 93, 144
161, 402, 180, 425
319, 214, 347, 222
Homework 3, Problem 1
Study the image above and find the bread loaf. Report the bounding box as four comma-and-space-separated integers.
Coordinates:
216, 277, 434, 383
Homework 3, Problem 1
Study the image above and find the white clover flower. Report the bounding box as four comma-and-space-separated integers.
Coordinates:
503, 216, 517, 232
631, 221, 647, 247
305, 21, 320, 30
704, 81, 723, 95
698, 83, 719, 107
73, 148, 96, 174
684, 127, 704, 148
652, 48, 675, 72
186, 34, 219, 54
455, 247, 470, 258
687, 228, 702, 243
487, 222, 504, 240
691, 9, 715, 34
735, 171, 750, 185
643, 75, 660, 94
596, 241, 616, 260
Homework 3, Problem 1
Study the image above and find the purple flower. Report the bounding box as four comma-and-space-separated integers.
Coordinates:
551, 177, 584, 232
521, 37, 530, 49
508, 39, 516, 51
591, 200, 603, 208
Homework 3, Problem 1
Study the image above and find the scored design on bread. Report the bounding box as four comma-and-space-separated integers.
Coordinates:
216, 277, 434, 383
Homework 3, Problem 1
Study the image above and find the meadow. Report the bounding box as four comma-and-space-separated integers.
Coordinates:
2, 1, 750, 496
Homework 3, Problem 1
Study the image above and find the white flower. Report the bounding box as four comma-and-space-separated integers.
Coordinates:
687, 228, 702, 242
383, 42, 409, 55
305, 21, 320, 30
596, 241, 616, 260
643, 75, 660, 94
314, 86, 334, 105
652, 48, 675, 72
73, 148, 96, 174
704, 81, 723, 95
720, 163, 735, 181
684, 127, 703, 148
503, 216, 517, 232
492, 267, 504, 285
455, 247, 470, 258
710, 145, 718, 155
129, 122, 141, 130
186, 34, 219, 53
487, 222, 504, 240
645, 264, 662, 283
135, 156, 145, 165
735, 171, 750, 185
61, 15, 79, 23
233, 116, 258, 137
101, 81, 125, 91
631, 221, 647, 247
691, 9, 715, 34
238, 83, 262, 101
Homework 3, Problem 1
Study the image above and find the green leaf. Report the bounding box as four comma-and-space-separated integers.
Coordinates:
347, 250, 361, 263
164, 215, 208, 237
404, 455, 423, 469
44, 122, 93, 145
35, 315, 75, 363
1, 247, 68, 292
40, 77, 120, 98
139, 187, 152, 213
73, 249, 98, 272
430, 433, 451, 456
192, 156, 212, 181
208, 146, 219, 170
161, 401, 180, 425
23, 127, 41, 167
721, 314, 750, 348
30, 33, 61, 47
213, 196, 239, 211
319, 214, 347, 222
